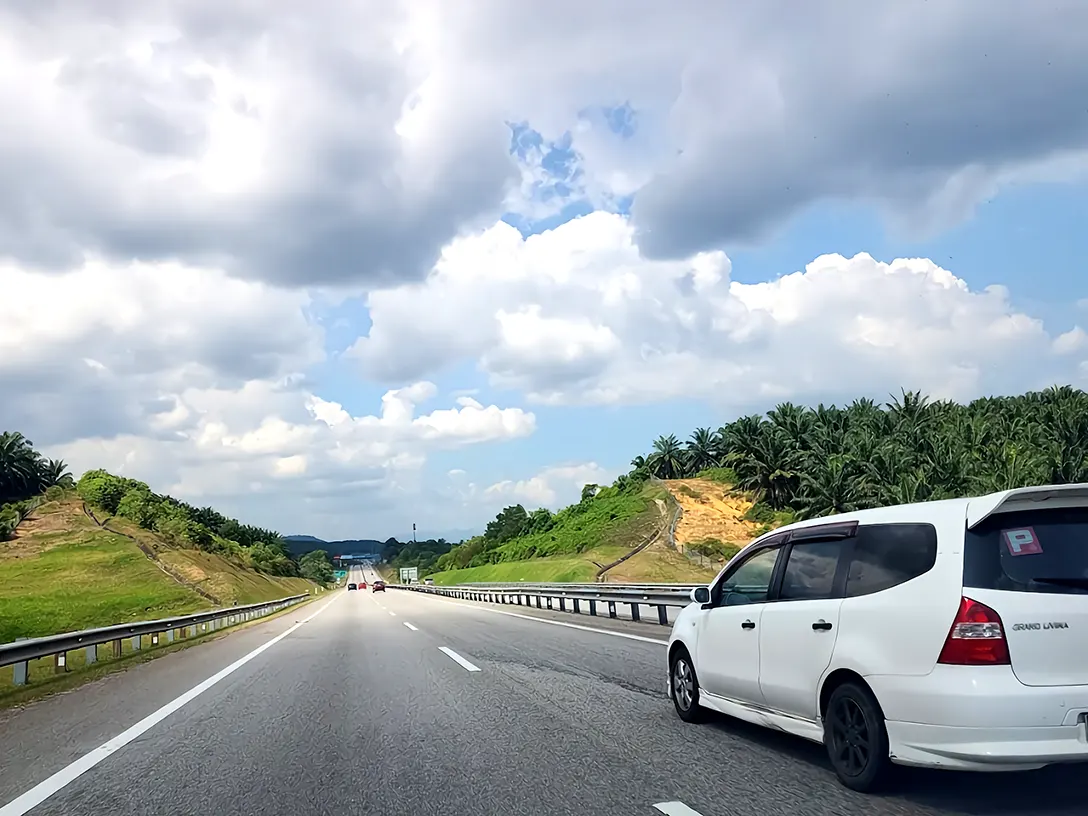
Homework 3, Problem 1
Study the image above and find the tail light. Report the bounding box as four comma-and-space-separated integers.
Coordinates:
937, 596, 1010, 665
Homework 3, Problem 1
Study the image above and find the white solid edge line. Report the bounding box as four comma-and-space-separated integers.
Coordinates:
403, 622, 418, 631
438, 646, 481, 672
0, 595, 341, 816
653, 802, 705, 816
405, 592, 669, 646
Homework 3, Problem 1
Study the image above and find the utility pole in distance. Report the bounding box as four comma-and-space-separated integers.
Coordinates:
412, 522, 417, 544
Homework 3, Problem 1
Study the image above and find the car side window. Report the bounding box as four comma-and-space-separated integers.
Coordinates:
717, 546, 782, 606
778, 540, 844, 601
845, 523, 937, 597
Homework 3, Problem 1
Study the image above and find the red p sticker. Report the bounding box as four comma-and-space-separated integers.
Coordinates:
1002, 527, 1043, 556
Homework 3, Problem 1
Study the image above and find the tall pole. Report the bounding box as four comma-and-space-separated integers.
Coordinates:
412, 522, 416, 544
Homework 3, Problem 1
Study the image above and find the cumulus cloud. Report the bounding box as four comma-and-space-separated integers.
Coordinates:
439, 462, 614, 514
2, 1, 1086, 286
48, 379, 535, 538
351, 212, 1088, 409
2, 253, 535, 539
483, 462, 614, 507
0, 256, 321, 444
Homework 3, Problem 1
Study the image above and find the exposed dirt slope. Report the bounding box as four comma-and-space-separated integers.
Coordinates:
663, 478, 764, 548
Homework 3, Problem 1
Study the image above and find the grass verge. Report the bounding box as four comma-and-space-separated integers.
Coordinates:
0, 592, 325, 710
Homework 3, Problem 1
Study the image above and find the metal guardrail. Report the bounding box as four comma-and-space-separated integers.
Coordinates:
456, 581, 697, 590
391, 582, 701, 626
0, 592, 314, 685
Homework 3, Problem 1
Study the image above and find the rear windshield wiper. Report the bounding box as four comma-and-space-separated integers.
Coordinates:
1030, 577, 1088, 589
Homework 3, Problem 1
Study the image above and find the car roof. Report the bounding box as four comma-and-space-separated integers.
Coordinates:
744, 481, 1088, 551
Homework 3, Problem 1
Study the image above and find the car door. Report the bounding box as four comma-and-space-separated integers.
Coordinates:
696, 541, 786, 705
757, 528, 851, 722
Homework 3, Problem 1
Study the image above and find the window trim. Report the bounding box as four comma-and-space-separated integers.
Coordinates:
783, 520, 859, 544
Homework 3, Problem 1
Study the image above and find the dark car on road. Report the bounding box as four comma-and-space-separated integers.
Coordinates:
372, 580, 386, 592
347, 583, 357, 591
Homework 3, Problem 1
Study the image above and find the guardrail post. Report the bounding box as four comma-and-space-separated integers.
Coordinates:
132, 636, 142, 650
558, 597, 566, 612
535, 596, 542, 609
54, 652, 67, 674
657, 605, 668, 625
166, 629, 175, 643
85, 644, 97, 665
546, 597, 553, 610
589, 600, 597, 616
112, 639, 122, 658
573, 599, 581, 614
151, 633, 160, 646
629, 603, 640, 622
608, 601, 617, 619
12, 637, 28, 685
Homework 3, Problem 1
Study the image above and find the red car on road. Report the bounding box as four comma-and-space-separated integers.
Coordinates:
372, 580, 386, 592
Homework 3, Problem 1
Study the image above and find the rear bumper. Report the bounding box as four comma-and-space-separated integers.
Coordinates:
886, 721, 1088, 771
869, 666, 1088, 770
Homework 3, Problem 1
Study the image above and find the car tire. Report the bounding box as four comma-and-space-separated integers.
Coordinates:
670, 647, 709, 723
823, 681, 892, 793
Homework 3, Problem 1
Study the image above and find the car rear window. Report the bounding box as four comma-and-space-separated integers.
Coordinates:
844, 523, 938, 597
964, 506, 1088, 595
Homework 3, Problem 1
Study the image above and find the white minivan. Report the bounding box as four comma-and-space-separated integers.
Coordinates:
667, 483, 1088, 792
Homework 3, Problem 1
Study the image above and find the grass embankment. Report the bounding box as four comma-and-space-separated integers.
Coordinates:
428, 545, 633, 584
427, 473, 792, 586
428, 483, 667, 584
0, 497, 316, 643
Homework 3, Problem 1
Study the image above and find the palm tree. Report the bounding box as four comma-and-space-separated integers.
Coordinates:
685, 428, 717, 474
648, 434, 687, 479
38, 459, 75, 490
0, 431, 43, 503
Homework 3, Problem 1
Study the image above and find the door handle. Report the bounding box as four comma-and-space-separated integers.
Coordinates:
741, 620, 755, 630
812, 620, 833, 631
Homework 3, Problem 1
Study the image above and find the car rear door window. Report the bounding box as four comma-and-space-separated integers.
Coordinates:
965, 507, 1088, 595
778, 540, 843, 601
845, 523, 938, 597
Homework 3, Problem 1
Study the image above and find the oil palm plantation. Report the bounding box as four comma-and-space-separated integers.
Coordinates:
632, 387, 1088, 519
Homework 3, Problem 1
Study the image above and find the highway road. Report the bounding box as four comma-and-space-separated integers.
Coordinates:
1, 566, 1082, 816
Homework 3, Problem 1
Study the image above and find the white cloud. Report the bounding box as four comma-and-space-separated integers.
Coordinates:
0, 256, 321, 444
480, 463, 615, 509
353, 212, 1088, 410
2, 253, 535, 539
47, 378, 535, 538
1, 2, 1086, 283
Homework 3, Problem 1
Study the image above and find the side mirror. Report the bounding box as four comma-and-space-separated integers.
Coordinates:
690, 586, 710, 605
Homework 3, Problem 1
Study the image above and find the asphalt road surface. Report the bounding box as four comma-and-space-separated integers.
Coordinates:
1, 573, 1083, 816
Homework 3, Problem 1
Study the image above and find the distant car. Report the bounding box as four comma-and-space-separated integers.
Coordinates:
360, 581, 367, 589
372, 580, 386, 592
347, 583, 357, 591
424, 577, 435, 585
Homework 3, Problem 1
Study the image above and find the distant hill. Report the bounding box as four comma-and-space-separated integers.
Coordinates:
283, 534, 385, 558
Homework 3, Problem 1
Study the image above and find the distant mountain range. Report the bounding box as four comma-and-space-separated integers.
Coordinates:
283, 534, 386, 558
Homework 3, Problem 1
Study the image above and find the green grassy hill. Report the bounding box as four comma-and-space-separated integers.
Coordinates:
424, 479, 713, 584
1, 496, 318, 643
